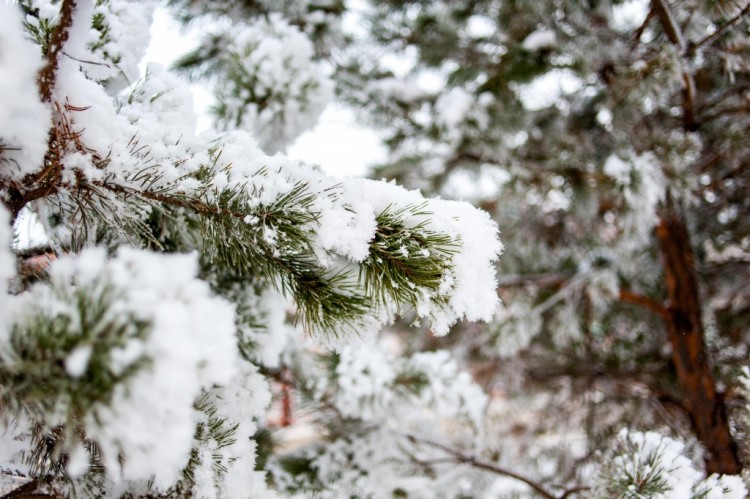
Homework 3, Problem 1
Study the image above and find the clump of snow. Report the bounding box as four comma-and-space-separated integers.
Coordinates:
614, 430, 701, 498
427, 198, 502, 334
603, 151, 665, 245
65, 344, 94, 378
214, 14, 334, 153
375, 77, 429, 103
88, 1, 157, 91
338, 178, 502, 336
694, 474, 748, 499
435, 87, 474, 130
0, 3, 52, 182
522, 29, 557, 51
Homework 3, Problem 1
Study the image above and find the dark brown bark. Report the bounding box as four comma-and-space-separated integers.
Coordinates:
656, 206, 741, 475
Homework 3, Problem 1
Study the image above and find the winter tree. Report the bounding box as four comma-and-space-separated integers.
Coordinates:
0, 0, 502, 497
1, 0, 749, 498
171, 0, 750, 496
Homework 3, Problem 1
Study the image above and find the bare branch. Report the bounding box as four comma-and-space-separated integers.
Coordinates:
651, 0, 684, 48
404, 433, 589, 499
619, 289, 669, 321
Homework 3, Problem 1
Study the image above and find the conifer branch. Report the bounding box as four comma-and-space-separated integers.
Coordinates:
360, 203, 457, 309
97, 178, 371, 333
691, 2, 750, 54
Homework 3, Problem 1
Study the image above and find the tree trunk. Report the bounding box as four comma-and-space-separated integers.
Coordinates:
656, 206, 741, 475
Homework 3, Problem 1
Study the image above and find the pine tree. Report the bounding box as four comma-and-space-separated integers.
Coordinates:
0, 1, 501, 497
282, 0, 748, 495
169, 0, 750, 496
3, 0, 750, 498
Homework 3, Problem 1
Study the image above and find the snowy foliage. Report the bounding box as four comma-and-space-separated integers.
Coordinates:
0, 0, 503, 497
2, 0, 750, 497
212, 14, 334, 153
591, 430, 747, 498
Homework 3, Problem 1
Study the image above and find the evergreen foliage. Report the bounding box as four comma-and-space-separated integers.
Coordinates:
0, 0, 500, 497
2, 0, 750, 497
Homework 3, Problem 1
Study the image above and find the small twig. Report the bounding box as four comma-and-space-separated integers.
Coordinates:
404, 433, 588, 499
37, 0, 78, 102
651, 0, 699, 130
61, 51, 111, 68
619, 289, 669, 321
559, 487, 590, 499
700, 103, 750, 123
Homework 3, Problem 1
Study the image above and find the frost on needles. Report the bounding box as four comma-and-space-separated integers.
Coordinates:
0, 1, 501, 497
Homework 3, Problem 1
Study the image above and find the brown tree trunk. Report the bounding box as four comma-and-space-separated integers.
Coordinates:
656, 206, 741, 475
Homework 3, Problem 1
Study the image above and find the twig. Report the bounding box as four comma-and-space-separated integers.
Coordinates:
37, 0, 78, 102
619, 289, 669, 321
405, 433, 588, 499
652, 0, 699, 130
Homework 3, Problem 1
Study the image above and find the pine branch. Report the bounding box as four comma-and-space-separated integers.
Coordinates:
360, 203, 457, 309
182, 393, 240, 486
0, 281, 150, 421
95, 175, 372, 334
690, 1, 750, 54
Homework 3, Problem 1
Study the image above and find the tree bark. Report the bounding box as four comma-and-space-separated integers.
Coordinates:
656, 205, 741, 475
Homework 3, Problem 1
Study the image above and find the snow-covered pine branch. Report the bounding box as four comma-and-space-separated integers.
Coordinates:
0, 1, 501, 496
